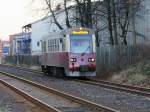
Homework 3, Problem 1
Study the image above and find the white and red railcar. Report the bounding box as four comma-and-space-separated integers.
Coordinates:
41, 28, 96, 77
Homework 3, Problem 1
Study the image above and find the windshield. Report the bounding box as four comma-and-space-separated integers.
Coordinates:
70, 35, 93, 53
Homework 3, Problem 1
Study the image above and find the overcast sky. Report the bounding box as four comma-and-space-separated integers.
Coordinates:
0, 0, 103, 40
0, 0, 46, 40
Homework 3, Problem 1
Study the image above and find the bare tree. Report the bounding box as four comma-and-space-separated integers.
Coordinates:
45, 0, 63, 30
75, 0, 86, 27
38, 0, 144, 46
116, 0, 144, 45
85, 0, 92, 28
99, 0, 144, 45
129, 0, 145, 45
116, 0, 130, 45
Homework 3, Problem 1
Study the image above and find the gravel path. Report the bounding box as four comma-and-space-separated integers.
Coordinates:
0, 66, 150, 112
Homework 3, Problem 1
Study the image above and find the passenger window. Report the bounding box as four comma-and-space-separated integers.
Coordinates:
37, 41, 40, 47
42, 41, 46, 52
60, 38, 63, 43
62, 39, 65, 51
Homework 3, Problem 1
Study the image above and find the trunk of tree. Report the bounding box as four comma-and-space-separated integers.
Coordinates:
123, 37, 128, 45
122, 1, 129, 45
112, 0, 118, 45
129, 0, 137, 46
64, 0, 72, 28
95, 30, 100, 47
117, 0, 130, 46
132, 16, 137, 46
86, 0, 92, 28
106, 0, 114, 45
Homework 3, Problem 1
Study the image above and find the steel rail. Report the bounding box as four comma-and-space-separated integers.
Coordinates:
75, 79, 150, 97
0, 79, 61, 112
0, 64, 42, 74
0, 71, 118, 112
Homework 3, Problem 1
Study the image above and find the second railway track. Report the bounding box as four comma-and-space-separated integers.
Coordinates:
0, 71, 118, 112
0, 64, 150, 112
1, 64, 150, 98
75, 79, 150, 98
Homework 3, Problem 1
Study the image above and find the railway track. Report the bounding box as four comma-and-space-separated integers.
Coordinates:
1, 64, 43, 74
0, 71, 118, 112
75, 79, 150, 98
0, 79, 57, 112
1, 64, 149, 98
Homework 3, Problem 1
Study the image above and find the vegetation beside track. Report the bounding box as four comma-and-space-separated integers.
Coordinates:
108, 60, 150, 88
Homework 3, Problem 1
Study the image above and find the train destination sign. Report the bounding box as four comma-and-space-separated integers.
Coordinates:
72, 31, 89, 35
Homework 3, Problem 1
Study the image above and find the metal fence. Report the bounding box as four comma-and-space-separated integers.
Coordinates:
2, 55, 41, 66
2, 44, 150, 77
96, 44, 150, 77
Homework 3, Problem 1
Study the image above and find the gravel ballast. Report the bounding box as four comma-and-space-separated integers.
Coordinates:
0, 82, 38, 112
0, 66, 150, 112
0, 74, 93, 112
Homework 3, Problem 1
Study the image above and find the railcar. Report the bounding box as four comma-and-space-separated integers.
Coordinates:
41, 28, 96, 77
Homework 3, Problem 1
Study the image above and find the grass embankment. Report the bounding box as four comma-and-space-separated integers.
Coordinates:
109, 61, 150, 88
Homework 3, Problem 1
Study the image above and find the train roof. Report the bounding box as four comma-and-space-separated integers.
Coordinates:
60, 27, 95, 35
41, 27, 95, 40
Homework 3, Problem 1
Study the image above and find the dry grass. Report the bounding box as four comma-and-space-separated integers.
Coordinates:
97, 44, 150, 88
109, 60, 150, 87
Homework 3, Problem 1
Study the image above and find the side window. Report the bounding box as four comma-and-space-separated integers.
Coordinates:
62, 38, 65, 51
54, 39, 56, 51
46, 38, 62, 52
48, 40, 51, 52
42, 41, 44, 52
56, 39, 59, 51
52, 39, 54, 52
50, 40, 52, 51
37, 41, 40, 47
42, 41, 46, 52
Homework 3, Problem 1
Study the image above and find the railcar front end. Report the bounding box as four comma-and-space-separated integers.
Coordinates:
67, 29, 96, 77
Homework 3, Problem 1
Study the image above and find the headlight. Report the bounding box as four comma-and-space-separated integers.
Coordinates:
88, 58, 95, 62
91, 58, 95, 62
70, 58, 77, 62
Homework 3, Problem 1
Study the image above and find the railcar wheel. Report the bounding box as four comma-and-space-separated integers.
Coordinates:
41, 66, 44, 72
43, 70, 47, 75
47, 66, 53, 76
41, 66, 47, 75
56, 67, 65, 78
